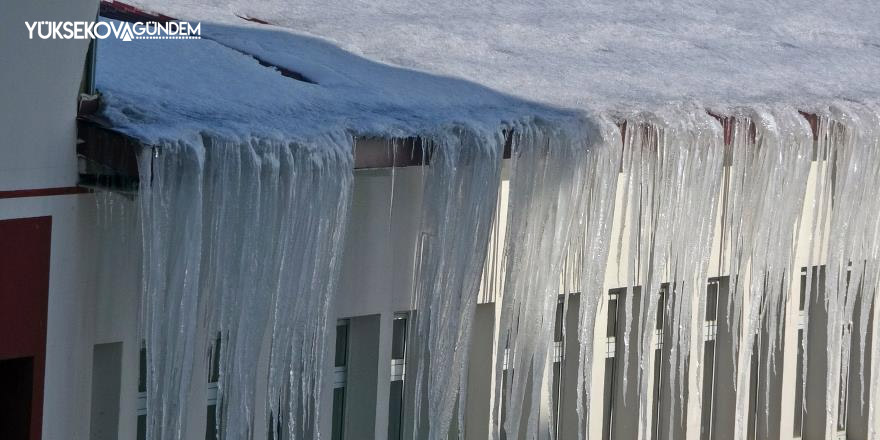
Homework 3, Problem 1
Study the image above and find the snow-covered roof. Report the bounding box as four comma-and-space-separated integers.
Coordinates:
95, 18, 580, 145
97, 0, 880, 143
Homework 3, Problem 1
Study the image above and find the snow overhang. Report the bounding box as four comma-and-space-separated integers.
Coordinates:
79, 1, 851, 191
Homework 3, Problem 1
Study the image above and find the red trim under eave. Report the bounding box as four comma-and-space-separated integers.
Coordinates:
0, 187, 92, 200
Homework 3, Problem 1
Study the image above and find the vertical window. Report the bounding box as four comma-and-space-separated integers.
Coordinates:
701, 278, 723, 440
793, 266, 851, 438
138, 335, 223, 440
836, 266, 853, 436
793, 267, 809, 437
206, 334, 221, 440
602, 290, 620, 440
388, 313, 407, 440
551, 296, 565, 434
332, 320, 349, 440
500, 332, 510, 440
651, 286, 667, 440
137, 343, 147, 440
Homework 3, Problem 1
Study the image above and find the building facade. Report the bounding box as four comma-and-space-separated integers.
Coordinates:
2, 2, 879, 440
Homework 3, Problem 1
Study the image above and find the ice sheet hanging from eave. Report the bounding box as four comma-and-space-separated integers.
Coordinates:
94, 17, 585, 146
119, 0, 880, 111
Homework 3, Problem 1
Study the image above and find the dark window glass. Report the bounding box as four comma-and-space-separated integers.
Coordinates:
500, 370, 509, 440
799, 271, 807, 311
209, 333, 221, 383
607, 295, 618, 338
747, 339, 760, 440
335, 324, 349, 368
651, 348, 663, 439
137, 414, 146, 440
139, 345, 146, 393
706, 282, 719, 321
602, 357, 615, 440
391, 317, 407, 360
206, 404, 217, 440
554, 299, 565, 342
701, 340, 716, 440
387, 380, 404, 440
656, 288, 666, 330
837, 331, 849, 431
331, 387, 345, 440
793, 329, 804, 437
551, 361, 562, 432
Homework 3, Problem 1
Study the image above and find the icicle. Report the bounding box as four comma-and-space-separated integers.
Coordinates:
139, 140, 207, 440
814, 104, 880, 439
405, 126, 504, 440
572, 116, 621, 439
263, 132, 353, 440
137, 131, 353, 440
493, 118, 595, 440
604, 108, 726, 440
655, 110, 725, 440
723, 108, 812, 440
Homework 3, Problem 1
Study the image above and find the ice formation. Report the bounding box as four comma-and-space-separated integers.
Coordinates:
718, 109, 813, 440
810, 106, 880, 439
92, 2, 880, 439
615, 110, 725, 440
405, 128, 503, 439
491, 119, 596, 439
135, 135, 352, 440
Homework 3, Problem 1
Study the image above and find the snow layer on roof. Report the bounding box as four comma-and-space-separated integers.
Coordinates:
96, 18, 584, 144
123, 0, 880, 113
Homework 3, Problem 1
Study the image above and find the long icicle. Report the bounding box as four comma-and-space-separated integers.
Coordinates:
726, 108, 812, 440
493, 118, 594, 440
405, 126, 503, 440
138, 131, 354, 440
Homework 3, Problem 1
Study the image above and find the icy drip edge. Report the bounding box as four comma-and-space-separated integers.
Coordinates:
136, 132, 354, 440
405, 126, 503, 440
604, 110, 726, 440
492, 118, 596, 440
814, 105, 880, 439
719, 109, 813, 440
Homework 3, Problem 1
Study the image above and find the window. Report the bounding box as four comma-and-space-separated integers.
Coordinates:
388, 313, 408, 440
137, 334, 223, 440
792, 267, 812, 437
332, 320, 350, 440
206, 334, 221, 440
550, 297, 566, 435
500, 332, 511, 440
793, 265, 852, 438
602, 290, 620, 440
651, 286, 667, 440
137, 343, 147, 440
701, 278, 725, 440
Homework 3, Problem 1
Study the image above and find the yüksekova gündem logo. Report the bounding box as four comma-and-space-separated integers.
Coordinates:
25, 21, 200, 42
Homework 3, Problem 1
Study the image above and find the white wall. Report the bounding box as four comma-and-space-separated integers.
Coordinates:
1, 1, 104, 440
0, 194, 100, 440
0, 0, 97, 191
